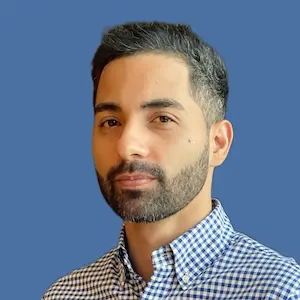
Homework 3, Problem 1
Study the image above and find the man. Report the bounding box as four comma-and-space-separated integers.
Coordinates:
43, 21, 300, 299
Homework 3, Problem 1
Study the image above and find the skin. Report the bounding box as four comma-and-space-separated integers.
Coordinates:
92, 53, 233, 282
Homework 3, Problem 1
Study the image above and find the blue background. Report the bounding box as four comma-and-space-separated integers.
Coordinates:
1, 1, 299, 299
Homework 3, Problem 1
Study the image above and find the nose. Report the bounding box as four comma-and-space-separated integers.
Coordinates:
116, 120, 150, 160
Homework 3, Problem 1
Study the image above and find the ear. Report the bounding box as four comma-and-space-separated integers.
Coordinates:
209, 120, 234, 167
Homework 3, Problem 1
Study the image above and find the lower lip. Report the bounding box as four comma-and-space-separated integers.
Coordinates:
115, 178, 155, 188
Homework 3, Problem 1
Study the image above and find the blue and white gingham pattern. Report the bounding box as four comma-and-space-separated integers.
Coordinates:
42, 200, 300, 299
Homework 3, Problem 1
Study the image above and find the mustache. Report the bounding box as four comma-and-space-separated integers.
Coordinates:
106, 160, 165, 182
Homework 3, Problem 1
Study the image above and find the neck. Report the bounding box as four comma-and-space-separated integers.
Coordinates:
124, 191, 213, 282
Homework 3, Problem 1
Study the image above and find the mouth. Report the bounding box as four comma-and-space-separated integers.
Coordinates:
114, 173, 156, 189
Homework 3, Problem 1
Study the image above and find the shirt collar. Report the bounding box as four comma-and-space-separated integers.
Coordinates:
115, 199, 236, 289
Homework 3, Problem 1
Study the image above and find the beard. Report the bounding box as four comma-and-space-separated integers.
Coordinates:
96, 142, 209, 223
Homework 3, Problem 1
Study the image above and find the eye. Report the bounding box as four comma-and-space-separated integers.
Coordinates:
152, 115, 175, 124
99, 119, 121, 128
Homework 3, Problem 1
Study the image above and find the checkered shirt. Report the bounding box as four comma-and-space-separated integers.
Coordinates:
42, 199, 300, 299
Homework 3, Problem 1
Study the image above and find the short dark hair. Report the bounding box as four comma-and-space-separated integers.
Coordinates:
91, 21, 228, 127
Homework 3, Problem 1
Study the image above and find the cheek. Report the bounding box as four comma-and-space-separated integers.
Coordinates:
92, 136, 115, 177
170, 137, 203, 163
158, 136, 192, 172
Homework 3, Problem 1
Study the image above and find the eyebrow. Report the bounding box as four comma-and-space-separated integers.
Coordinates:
94, 98, 185, 114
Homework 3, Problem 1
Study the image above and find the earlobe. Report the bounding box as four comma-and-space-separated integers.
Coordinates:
210, 120, 234, 167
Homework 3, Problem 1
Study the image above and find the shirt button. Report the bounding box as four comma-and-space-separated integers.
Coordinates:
182, 273, 189, 283
120, 273, 125, 286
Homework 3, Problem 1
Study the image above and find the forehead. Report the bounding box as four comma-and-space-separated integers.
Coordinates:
95, 53, 194, 109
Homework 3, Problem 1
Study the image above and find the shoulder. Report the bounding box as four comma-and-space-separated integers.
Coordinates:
220, 231, 300, 297
233, 232, 300, 270
42, 248, 118, 300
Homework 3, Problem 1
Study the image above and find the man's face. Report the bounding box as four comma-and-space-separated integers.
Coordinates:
92, 53, 210, 223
